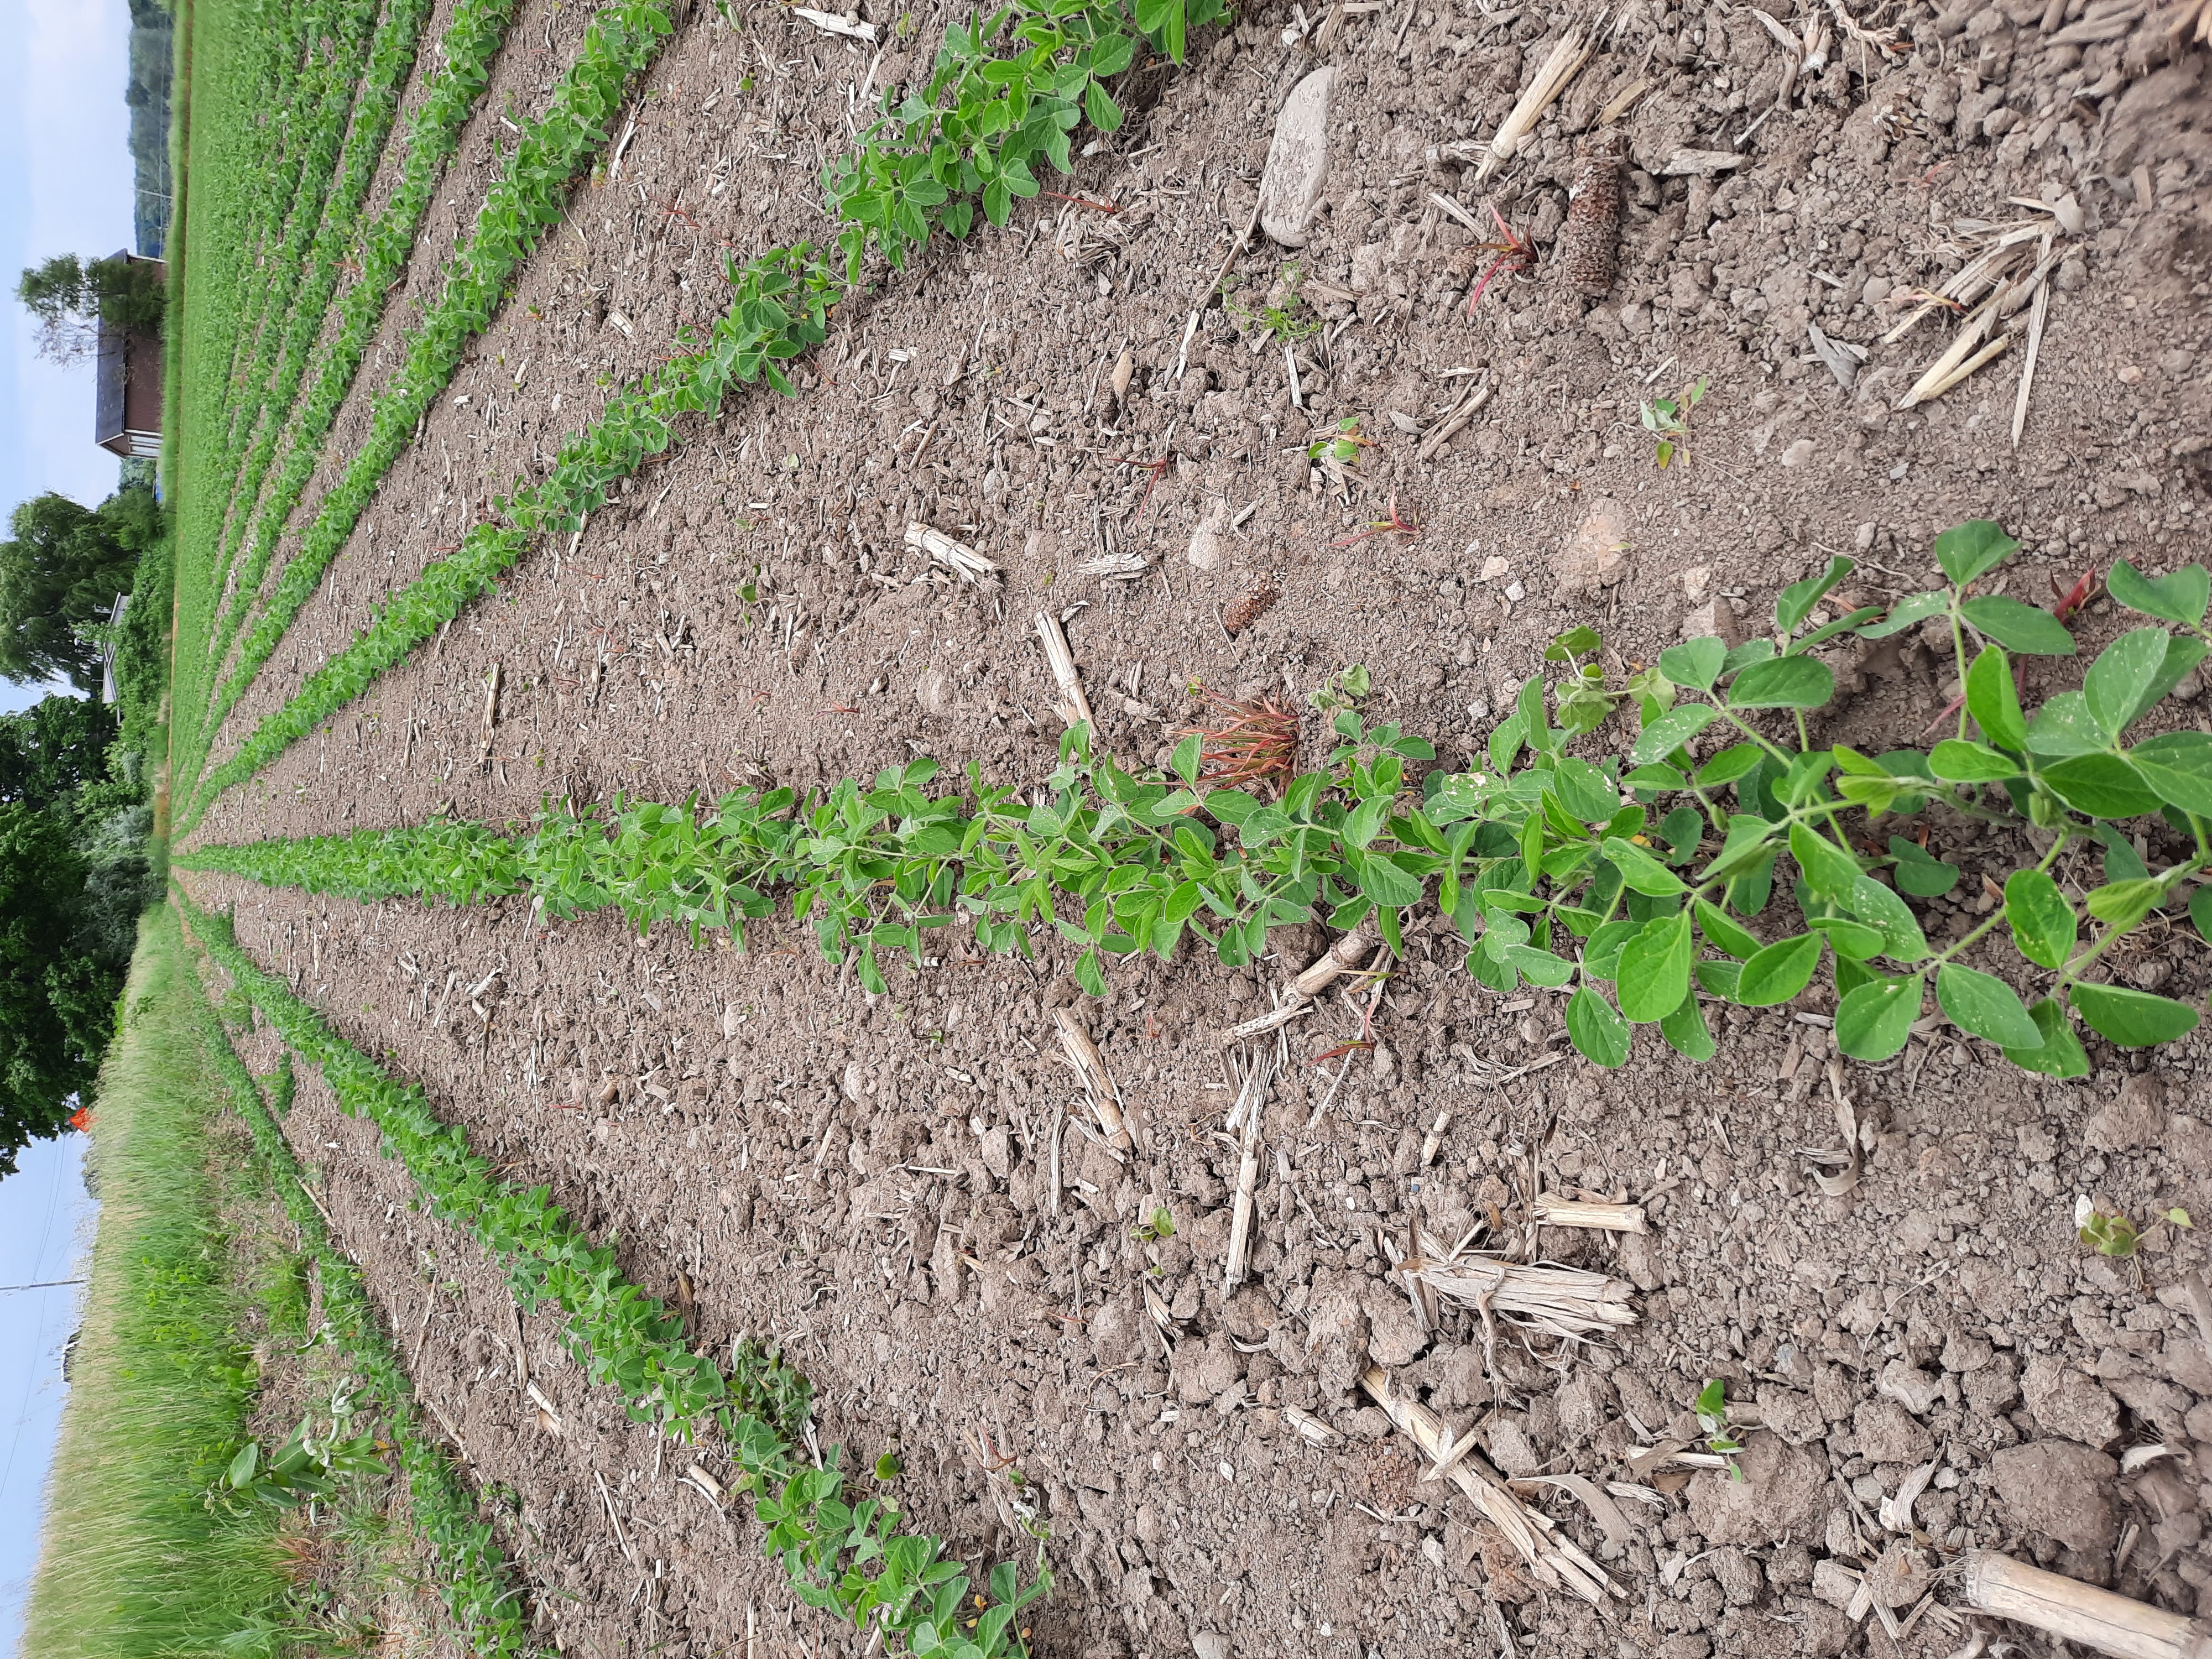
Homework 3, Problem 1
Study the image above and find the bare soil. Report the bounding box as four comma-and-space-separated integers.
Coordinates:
184, 0, 2212, 1653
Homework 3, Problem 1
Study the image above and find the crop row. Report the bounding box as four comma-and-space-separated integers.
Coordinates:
184, 537, 2212, 1075
204, 0, 441, 594
181, 0, 1228, 823
181, 0, 677, 801
195, 0, 378, 483
177, 922, 540, 1659
179, 891, 1052, 1659
206, 0, 388, 503
171, 0, 523, 788
174, 246, 832, 836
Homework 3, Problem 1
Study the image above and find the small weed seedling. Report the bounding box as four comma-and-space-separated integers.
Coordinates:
1464, 202, 1536, 316
1309, 662, 1372, 714
2077, 1196, 2193, 1258
1694, 1379, 1744, 1479
1335, 492, 1423, 549
1306, 415, 1368, 465
1233, 262, 1323, 343
1176, 696, 1301, 795
1130, 1206, 1176, 1245
1640, 376, 1709, 469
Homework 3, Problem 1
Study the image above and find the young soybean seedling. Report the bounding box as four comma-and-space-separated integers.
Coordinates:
1640, 375, 1709, 469
1695, 1379, 1745, 1480
1130, 1206, 1175, 1245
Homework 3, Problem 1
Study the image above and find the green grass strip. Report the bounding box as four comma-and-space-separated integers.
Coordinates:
176, 246, 832, 834
176, 912, 542, 1659
189, 0, 677, 787
176, 0, 520, 782
20, 909, 294, 1659
179, 890, 1053, 1659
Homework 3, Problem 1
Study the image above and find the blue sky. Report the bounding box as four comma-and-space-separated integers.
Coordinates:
0, 0, 134, 1646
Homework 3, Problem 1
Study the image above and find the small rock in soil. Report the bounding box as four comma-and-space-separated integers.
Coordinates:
1853, 1399, 1934, 1465
1876, 1359, 1944, 1416
1866, 1541, 1934, 1610
1187, 499, 1227, 571
1554, 498, 1631, 597
1258, 67, 1334, 248
1990, 1441, 2120, 1553
2085, 1071, 2167, 1150
2022, 1354, 2121, 1447
1759, 1386, 1827, 1445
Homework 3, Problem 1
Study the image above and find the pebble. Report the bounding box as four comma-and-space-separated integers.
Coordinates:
1186, 499, 1228, 571
1780, 438, 1816, 467
1553, 498, 1630, 596
1479, 555, 1511, 583
1258, 67, 1335, 248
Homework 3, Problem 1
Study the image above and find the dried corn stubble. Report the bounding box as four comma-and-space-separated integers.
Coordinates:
1397, 1249, 1639, 1340
1359, 1365, 1619, 1604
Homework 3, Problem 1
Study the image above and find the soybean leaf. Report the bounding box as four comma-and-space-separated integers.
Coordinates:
1601, 836, 1688, 898
1928, 738, 2020, 782
1835, 973, 1924, 1061
2083, 878, 2163, 932
1564, 984, 1632, 1068
1552, 757, 1619, 823
2106, 558, 2210, 626
1964, 645, 2025, 751
2004, 997, 2091, 1078
1658, 989, 1717, 1060
1171, 734, 1201, 785
2039, 753, 2164, 819
1846, 875, 1931, 963
2022, 691, 2110, 758
1809, 917, 1886, 959
2003, 869, 2077, 969
1624, 762, 1689, 792
1933, 519, 2019, 587
1960, 594, 2077, 656
2083, 627, 2172, 738
1735, 932, 1822, 1006
1695, 958, 1744, 999
2071, 983, 2203, 1048
1888, 837, 1960, 898
1790, 607, 1886, 656
1616, 910, 1694, 1022
2192, 885, 2212, 945
1776, 555, 1854, 635
1353, 848, 1424, 909
1658, 637, 1727, 692
1856, 589, 1951, 639
1935, 962, 2042, 1048
2132, 731, 2212, 818
1632, 703, 1717, 766
1693, 897, 1761, 959
1504, 946, 1578, 988
1695, 744, 1766, 787
1727, 655, 1834, 709
1787, 823, 1861, 899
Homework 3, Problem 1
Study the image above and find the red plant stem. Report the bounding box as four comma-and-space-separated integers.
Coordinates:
1042, 189, 1119, 213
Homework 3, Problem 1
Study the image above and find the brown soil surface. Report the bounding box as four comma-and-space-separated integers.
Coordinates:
184, 1, 2212, 1655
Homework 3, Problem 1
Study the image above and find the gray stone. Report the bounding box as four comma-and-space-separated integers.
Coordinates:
1710, 1547, 1764, 1605
1876, 1359, 1944, 1417
1258, 68, 1334, 248
1853, 1399, 1934, 1465
1990, 1441, 2119, 1552
1941, 1329, 1994, 1372
1687, 1432, 1828, 1545
1757, 1387, 1828, 1446
1488, 1419, 1542, 1479
1365, 1297, 1426, 1368
1810, 1558, 1860, 1610
2085, 1072, 2167, 1150
1192, 1632, 1232, 1659
1186, 498, 1227, 571
2023, 1355, 2121, 1447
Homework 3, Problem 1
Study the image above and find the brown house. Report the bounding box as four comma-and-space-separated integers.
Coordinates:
94, 250, 165, 460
